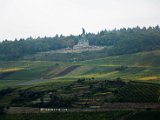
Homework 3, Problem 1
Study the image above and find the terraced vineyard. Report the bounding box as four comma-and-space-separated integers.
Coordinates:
114, 82, 160, 102
0, 78, 160, 110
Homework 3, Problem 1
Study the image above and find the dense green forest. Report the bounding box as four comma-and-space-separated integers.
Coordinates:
0, 26, 160, 60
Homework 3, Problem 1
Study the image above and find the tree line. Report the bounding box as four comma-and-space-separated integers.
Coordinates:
0, 26, 160, 60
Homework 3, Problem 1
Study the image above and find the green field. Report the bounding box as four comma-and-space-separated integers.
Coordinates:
0, 50, 160, 89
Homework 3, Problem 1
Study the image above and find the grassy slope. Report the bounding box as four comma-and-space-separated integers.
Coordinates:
0, 61, 69, 80
80, 50, 160, 67
64, 50, 160, 81
0, 50, 160, 89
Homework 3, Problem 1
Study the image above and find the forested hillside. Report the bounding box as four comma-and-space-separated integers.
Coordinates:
0, 26, 160, 60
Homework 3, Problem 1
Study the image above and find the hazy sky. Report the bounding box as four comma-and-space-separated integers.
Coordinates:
0, 0, 160, 40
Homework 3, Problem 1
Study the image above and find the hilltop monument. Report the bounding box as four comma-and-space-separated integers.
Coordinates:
53, 28, 104, 53
73, 28, 90, 49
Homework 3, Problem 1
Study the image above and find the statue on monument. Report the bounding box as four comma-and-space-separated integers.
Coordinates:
73, 28, 89, 50
66, 28, 104, 53
82, 28, 85, 35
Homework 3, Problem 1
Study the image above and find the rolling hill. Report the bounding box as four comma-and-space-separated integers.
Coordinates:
0, 49, 160, 89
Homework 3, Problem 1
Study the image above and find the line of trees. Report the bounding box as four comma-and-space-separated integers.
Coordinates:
0, 26, 160, 60
87, 26, 160, 55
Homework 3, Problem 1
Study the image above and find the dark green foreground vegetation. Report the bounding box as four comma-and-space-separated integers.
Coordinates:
127, 111, 160, 120
0, 79, 159, 109
0, 111, 160, 120
0, 111, 128, 120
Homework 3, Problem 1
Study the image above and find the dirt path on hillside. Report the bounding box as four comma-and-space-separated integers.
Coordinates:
102, 103, 160, 110
7, 103, 160, 114
18, 65, 80, 86
0, 71, 15, 79
53, 65, 80, 77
